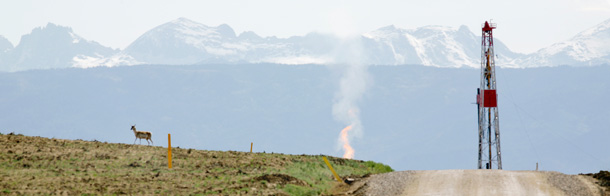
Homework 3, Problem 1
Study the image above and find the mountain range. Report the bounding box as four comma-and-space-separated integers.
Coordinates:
1, 17, 609, 71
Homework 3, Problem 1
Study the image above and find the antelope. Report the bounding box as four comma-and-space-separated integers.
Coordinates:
130, 125, 153, 145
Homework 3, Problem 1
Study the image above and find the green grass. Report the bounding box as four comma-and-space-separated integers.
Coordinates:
283, 184, 319, 196
364, 160, 394, 173
279, 156, 394, 195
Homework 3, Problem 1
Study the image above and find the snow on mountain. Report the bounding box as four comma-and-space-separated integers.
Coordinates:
123, 17, 337, 65
72, 53, 140, 69
362, 25, 478, 67
122, 18, 522, 68
521, 18, 610, 67
0, 23, 119, 72
361, 25, 523, 68
123, 18, 235, 65
101, 17, 610, 68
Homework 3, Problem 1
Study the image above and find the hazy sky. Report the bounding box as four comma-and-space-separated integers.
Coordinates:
1, 0, 609, 53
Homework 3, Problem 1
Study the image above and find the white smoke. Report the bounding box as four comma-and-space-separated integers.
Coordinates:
326, 5, 371, 159
331, 37, 370, 159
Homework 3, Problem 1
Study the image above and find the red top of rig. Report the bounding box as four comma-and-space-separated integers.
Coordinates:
482, 21, 496, 32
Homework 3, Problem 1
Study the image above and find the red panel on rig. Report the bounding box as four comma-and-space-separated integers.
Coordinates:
483, 90, 497, 107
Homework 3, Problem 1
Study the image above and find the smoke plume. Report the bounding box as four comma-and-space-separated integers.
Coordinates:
331, 38, 370, 159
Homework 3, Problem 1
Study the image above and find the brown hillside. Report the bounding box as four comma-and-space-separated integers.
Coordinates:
0, 132, 392, 195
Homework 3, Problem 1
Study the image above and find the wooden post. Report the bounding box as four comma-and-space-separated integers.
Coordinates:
323, 157, 343, 183
250, 142, 253, 153
168, 133, 172, 169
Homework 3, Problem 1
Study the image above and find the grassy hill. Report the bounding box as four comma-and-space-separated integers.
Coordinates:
0, 132, 392, 195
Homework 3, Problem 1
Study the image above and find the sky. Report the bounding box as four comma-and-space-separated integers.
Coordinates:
1, 0, 609, 54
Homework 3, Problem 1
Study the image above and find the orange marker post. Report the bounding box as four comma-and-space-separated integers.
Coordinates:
250, 142, 253, 153
168, 133, 172, 169
323, 157, 343, 183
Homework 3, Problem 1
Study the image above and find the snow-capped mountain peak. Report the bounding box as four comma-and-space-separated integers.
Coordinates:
362, 24, 483, 67
520, 18, 610, 67
0, 23, 117, 71
164, 17, 236, 42
123, 17, 340, 65
122, 18, 247, 65
576, 18, 610, 38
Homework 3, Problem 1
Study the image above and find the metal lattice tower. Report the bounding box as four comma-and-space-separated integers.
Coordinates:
477, 21, 502, 170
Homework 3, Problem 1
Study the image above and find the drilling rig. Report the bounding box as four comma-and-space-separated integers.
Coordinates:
477, 21, 502, 170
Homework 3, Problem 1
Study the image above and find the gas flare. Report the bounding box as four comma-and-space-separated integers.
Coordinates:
331, 39, 368, 160
340, 125, 355, 159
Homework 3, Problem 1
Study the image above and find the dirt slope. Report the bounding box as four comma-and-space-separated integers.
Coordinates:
352, 170, 604, 196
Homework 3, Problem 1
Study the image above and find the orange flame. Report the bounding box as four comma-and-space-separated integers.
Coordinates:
340, 125, 354, 159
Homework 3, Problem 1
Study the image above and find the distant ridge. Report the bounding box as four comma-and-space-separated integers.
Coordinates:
1, 17, 610, 71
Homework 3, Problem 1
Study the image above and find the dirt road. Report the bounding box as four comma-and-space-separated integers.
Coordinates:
353, 170, 603, 196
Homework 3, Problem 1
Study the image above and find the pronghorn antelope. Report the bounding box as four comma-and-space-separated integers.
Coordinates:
131, 125, 153, 145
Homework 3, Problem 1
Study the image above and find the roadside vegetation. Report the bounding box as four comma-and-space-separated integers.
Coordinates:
0, 132, 392, 195
581, 170, 610, 195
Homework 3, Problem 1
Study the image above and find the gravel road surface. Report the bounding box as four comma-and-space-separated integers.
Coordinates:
354, 170, 602, 196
